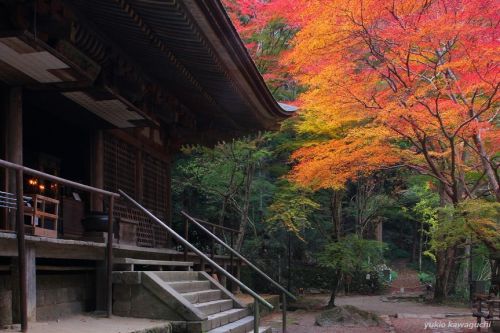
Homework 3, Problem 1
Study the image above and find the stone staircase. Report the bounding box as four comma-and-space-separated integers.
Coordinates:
113, 269, 271, 333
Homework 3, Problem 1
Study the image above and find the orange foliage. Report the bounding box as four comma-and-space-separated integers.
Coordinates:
278, 0, 499, 198
289, 126, 401, 190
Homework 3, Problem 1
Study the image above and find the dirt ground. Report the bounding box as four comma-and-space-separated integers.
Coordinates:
260, 260, 484, 333
261, 293, 478, 333
0, 315, 171, 333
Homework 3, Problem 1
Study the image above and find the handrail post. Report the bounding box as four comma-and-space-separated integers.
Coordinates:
236, 259, 241, 293
118, 191, 274, 310
210, 225, 215, 275
210, 225, 215, 259
200, 258, 205, 272
16, 169, 27, 332
181, 211, 296, 301
106, 195, 114, 318
184, 218, 188, 261
254, 298, 259, 333
229, 231, 234, 292
282, 292, 287, 333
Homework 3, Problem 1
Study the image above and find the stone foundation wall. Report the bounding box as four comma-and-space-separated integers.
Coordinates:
36, 272, 96, 321
0, 273, 12, 326
113, 283, 183, 321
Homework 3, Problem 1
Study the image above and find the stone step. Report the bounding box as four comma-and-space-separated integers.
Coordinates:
114, 258, 193, 271
167, 280, 211, 293
207, 316, 270, 333
206, 308, 249, 331
194, 299, 233, 315
155, 271, 200, 282
182, 289, 222, 303
246, 327, 272, 333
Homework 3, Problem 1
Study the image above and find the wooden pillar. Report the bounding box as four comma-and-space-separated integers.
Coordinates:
0, 89, 7, 230
165, 154, 172, 247
11, 244, 36, 324
95, 260, 107, 311
2, 87, 22, 230
90, 130, 104, 212
106, 196, 114, 317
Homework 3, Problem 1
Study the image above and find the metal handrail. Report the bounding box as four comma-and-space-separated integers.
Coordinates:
118, 189, 274, 311
182, 210, 297, 301
0, 159, 119, 197
193, 216, 241, 234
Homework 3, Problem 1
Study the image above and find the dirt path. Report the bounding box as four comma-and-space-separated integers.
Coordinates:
336, 295, 468, 316
261, 261, 478, 332
390, 259, 425, 293
261, 294, 474, 333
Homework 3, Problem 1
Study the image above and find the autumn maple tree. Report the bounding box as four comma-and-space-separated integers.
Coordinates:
222, 0, 298, 100
223, 0, 499, 301
278, 0, 499, 300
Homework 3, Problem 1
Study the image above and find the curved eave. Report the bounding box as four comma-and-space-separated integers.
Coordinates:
187, 0, 297, 125
68, 0, 295, 136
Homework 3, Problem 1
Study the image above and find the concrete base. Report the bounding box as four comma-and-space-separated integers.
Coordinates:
0, 314, 172, 333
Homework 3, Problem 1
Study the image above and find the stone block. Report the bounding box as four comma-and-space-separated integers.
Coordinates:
113, 300, 131, 317
57, 287, 69, 303
0, 290, 12, 326
113, 284, 132, 301
36, 290, 45, 306
67, 288, 79, 302
194, 299, 232, 315
36, 302, 85, 321
113, 271, 142, 285
130, 323, 172, 333
142, 272, 204, 321
155, 271, 199, 282
129, 286, 183, 321
42, 289, 59, 305
167, 280, 210, 293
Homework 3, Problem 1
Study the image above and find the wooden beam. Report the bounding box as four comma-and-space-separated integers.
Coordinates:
106, 196, 114, 318
165, 154, 172, 247
90, 130, 104, 212
36, 265, 96, 271
0, 89, 7, 230
15, 168, 29, 331
5, 87, 22, 230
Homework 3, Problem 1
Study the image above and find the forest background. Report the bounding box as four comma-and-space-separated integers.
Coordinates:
171, 0, 499, 305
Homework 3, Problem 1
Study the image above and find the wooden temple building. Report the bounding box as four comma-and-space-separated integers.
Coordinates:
0, 0, 293, 332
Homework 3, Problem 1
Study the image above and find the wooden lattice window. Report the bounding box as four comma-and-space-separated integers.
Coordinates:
103, 133, 136, 195
113, 202, 167, 248
103, 133, 168, 248
142, 153, 168, 220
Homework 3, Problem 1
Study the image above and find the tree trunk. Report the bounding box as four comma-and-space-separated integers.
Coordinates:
463, 240, 471, 296
327, 269, 342, 308
418, 220, 424, 271
330, 190, 343, 241
434, 246, 456, 302
235, 163, 254, 251
411, 219, 418, 263
472, 122, 500, 202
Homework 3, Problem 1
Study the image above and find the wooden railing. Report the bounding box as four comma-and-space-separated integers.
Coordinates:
0, 158, 119, 331
118, 189, 274, 333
